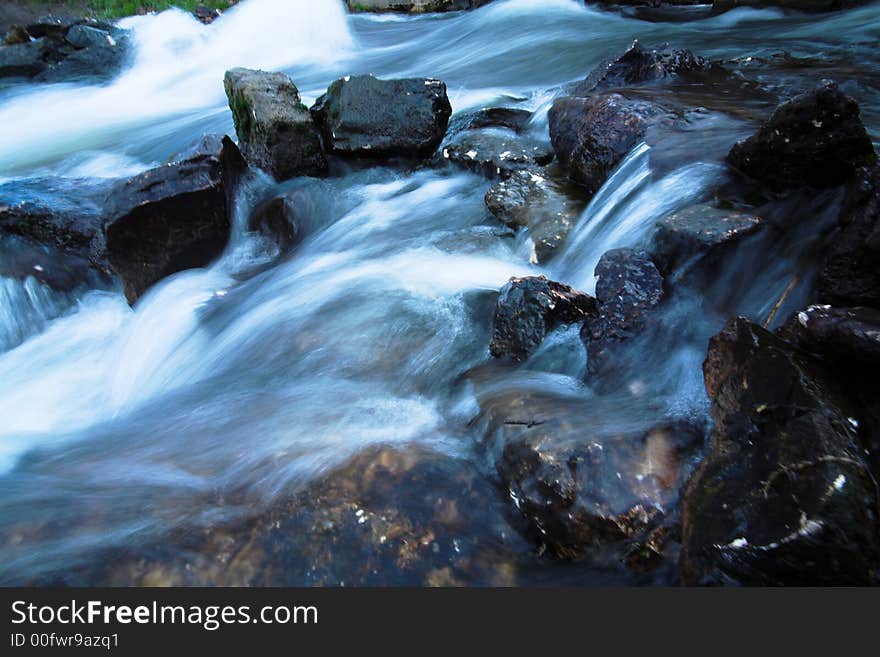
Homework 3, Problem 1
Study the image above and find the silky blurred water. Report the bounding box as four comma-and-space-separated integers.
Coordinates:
0, 0, 878, 583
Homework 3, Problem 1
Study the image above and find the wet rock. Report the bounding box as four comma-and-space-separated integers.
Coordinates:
0, 199, 107, 272
192, 5, 223, 24
3, 25, 29, 46
483, 392, 702, 560
780, 305, 880, 372
549, 93, 664, 194
727, 80, 876, 192
104, 135, 247, 304
457, 107, 533, 133
311, 74, 452, 158
443, 130, 553, 179
490, 276, 597, 362
581, 248, 664, 378
224, 67, 327, 181
682, 317, 880, 585
345, 0, 495, 12
484, 168, 584, 262
0, 17, 131, 82
66, 446, 527, 586
574, 40, 711, 96
713, 0, 867, 12
0, 39, 49, 78
817, 164, 880, 308
650, 203, 764, 274
248, 196, 301, 252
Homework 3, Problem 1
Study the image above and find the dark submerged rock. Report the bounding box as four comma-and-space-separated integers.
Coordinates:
248, 196, 301, 252
104, 135, 247, 304
681, 317, 880, 585
490, 276, 597, 362
816, 163, 880, 308
311, 75, 452, 158
458, 107, 533, 133
574, 40, 710, 96
483, 391, 702, 561
549, 93, 663, 194
727, 80, 876, 192
442, 130, 553, 179
581, 248, 664, 378
224, 67, 327, 181
713, 0, 867, 12
66, 446, 527, 586
651, 203, 764, 274
484, 168, 583, 262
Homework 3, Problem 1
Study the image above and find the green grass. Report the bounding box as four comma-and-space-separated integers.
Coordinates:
86, 1, 236, 19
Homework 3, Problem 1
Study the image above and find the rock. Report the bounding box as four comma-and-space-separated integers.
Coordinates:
103, 135, 247, 304
549, 93, 664, 194
713, 0, 867, 12
780, 305, 880, 372
25, 15, 81, 39
64, 24, 112, 50
490, 276, 597, 362
311, 74, 452, 158
248, 196, 301, 252
574, 40, 711, 96
682, 317, 880, 585
483, 391, 702, 560
0, 199, 107, 272
345, 0, 495, 12
0, 39, 49, 78
224, 68, 327, 181
192, 5, 223, 24
457, 107, 533, 133
650, 203, 764, 274
3, 25, 29, 46
581, 248, 664, 378
60, 446, 527, 586
0, 18, 130, 82
816, 164, 880, 308
727, 80, 876, 192
36, 31, 130, 83
484, 169, 583, 262
443, 130, 553, 179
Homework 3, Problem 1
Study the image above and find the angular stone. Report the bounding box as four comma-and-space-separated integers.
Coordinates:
224, 67, 327, 181
443, 131, 553, 179
311, 74, 452, 158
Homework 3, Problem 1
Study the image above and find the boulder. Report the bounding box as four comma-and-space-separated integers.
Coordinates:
103, 135, 247, 304
549, 93, 664, 194
482, 391, 702, 560
650, 203, 764, 274
442, 130, 553, 179
59, 446, 528, 586
574, 40, 711, 96
581, 249, 664, 378
780, 305, 880, 372
817, 164, 880, 308
484, 168, 583, 262
727, 80, 876, 192
311, 74, 452, 158
224, 68, 327, 181
25, 15, 81, 39
192, 5, 223, 24
681, 317, 880, 585
490, 276, 596, 362
345, 0, 495, 12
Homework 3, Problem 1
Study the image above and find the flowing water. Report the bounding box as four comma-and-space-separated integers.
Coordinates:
0, 0, 878, 584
